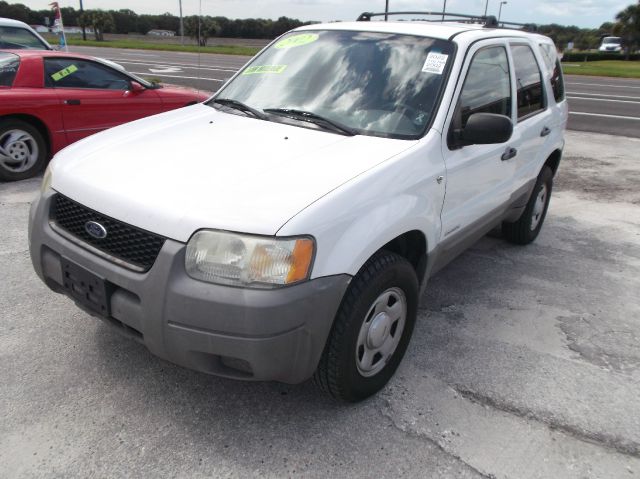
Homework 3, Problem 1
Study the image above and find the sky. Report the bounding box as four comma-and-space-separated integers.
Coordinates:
20, 0, 630, 28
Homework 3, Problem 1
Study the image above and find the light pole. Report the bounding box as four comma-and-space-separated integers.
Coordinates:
498, 1, 507, 22
442, 0, 447, 20
178, 0, 184, 45
79, 0, 86, 41
385, 0, 389, 21
484, 0, 489, 16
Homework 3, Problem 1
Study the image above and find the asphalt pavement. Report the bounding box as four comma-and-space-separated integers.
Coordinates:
2, 130, 639, 477
72, 46, 640, 139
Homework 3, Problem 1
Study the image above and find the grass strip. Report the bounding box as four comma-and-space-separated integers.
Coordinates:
44, 36, 261, 56
562, 60, 640, 78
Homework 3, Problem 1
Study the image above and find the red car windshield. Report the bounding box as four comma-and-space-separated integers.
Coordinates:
0, 52, 20, 87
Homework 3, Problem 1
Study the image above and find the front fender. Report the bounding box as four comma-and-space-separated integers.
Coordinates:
278, 135, 446, 280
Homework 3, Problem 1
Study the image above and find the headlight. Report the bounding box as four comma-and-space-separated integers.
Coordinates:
41, 165, 52, 193
185, 230, 315, 288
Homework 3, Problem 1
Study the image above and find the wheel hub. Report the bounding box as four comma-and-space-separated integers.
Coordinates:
367, 312, 391, 349
8, 141, 28, 161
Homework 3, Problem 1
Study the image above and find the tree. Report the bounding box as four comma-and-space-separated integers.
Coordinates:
78, 10, 114, 41
184, 15, 219, 46
613, 1, 640, 59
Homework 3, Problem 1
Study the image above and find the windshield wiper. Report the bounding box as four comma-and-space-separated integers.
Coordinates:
210, 98, 266, 119
263, 108, 356, 136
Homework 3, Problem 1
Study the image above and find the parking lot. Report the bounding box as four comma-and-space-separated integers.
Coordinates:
1, 126, 639, 477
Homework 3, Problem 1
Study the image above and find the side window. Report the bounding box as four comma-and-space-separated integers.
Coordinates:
44, 58, 130, 90
538, 43, 565, 103
0, 26, 48, 50
449, 46, 511, 146
510, 45, 545, 119
550, 59, 565, 102
0, 52, 20, 87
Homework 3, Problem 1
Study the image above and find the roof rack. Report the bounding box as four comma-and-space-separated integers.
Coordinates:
356, 11, 537, 31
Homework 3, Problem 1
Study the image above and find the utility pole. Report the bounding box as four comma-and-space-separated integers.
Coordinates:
484, 0, 489, 17
179, 0, 184, 45
384, 0, 389, 21
79, 0, 86, 41
498, 1, 507, 22
442, 0, 447, 20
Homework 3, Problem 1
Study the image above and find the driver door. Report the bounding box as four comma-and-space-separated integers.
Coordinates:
439, 40, 517, 256
44, 57, 162, 143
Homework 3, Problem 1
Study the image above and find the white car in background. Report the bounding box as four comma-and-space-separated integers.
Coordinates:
598, 36, 622, 53
0, 17, 53, 50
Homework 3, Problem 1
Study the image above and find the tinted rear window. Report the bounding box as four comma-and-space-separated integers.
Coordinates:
0, 52, 20, 87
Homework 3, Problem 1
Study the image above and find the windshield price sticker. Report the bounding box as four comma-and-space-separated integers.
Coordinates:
242, 65, 287, 75
421, 53, 448, 75
51, 64, 78, 82
275, 33, 319, 49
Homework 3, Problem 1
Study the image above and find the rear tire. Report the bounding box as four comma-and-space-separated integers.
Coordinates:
502, 166, 553, 245
0, 119, 47, 182
314, 250, 418, 402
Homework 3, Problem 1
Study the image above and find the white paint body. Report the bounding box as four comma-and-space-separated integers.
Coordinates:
49, 21, 567, 280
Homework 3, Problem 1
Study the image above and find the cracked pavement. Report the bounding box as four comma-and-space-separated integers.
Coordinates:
1, 131, 639, 478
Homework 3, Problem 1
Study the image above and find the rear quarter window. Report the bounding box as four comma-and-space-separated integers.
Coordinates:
0, 52, 20, 87
539, 43, 565, 103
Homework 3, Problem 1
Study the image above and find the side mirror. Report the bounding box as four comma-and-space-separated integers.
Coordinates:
129, 81, 146, 94
460, 113, 513, 146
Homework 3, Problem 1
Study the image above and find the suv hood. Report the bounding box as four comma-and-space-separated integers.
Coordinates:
51, 104, 416, 242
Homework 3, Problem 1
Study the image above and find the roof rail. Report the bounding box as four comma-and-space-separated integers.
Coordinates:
356, 11, 537, 31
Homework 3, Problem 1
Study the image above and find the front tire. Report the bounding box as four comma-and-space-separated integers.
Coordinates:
502, 166, 553, 245
314, 250, 418, 402
0, 119, 47, 182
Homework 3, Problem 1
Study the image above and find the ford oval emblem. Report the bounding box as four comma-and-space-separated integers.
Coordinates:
85, 221, 107, 239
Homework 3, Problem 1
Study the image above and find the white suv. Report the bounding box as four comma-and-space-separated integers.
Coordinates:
29, 13, 567, 401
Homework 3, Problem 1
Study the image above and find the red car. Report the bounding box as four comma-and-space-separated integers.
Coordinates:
0, 50, 209, 181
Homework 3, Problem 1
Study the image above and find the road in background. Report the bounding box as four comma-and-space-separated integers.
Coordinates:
70, 46, 640, 138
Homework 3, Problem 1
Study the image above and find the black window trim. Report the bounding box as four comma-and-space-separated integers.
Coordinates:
509, 41, 547, 123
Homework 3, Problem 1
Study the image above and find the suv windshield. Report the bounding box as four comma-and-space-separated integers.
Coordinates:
0, 26, 49, 50
0, 52, 20, 87
602, 37, 621, 44
210, 30, 455, 139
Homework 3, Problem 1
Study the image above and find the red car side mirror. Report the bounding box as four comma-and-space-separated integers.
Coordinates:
129, 81, 146, 94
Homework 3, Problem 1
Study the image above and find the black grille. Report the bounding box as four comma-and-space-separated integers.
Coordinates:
51, 194, 165, 272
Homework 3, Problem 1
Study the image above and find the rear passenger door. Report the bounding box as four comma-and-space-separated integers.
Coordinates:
506, 42, 554, 198
440, 40, 515, 247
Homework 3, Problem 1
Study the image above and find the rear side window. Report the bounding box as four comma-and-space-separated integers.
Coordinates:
0, 26, 48, 50
44, 58, 131, 90
0, 52, 20, 87
456, 46, 512, 128
510, 44, 545, 119
538, 43, 565, 103
550, 59, 565, 102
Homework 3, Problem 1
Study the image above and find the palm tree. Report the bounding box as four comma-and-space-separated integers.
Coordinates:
613, 1, 640, 59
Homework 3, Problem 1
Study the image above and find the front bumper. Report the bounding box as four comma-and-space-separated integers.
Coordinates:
29, 190, 350, 384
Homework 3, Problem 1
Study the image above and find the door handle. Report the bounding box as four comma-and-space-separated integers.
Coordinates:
64, 99, 81, 105
501, 147, 517, 161
540, 126, 551, 137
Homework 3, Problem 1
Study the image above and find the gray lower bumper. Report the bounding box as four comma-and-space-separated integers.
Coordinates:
29, 190, 351, 384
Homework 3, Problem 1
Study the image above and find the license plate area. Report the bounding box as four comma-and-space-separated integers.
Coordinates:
61, 258, 112, 317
